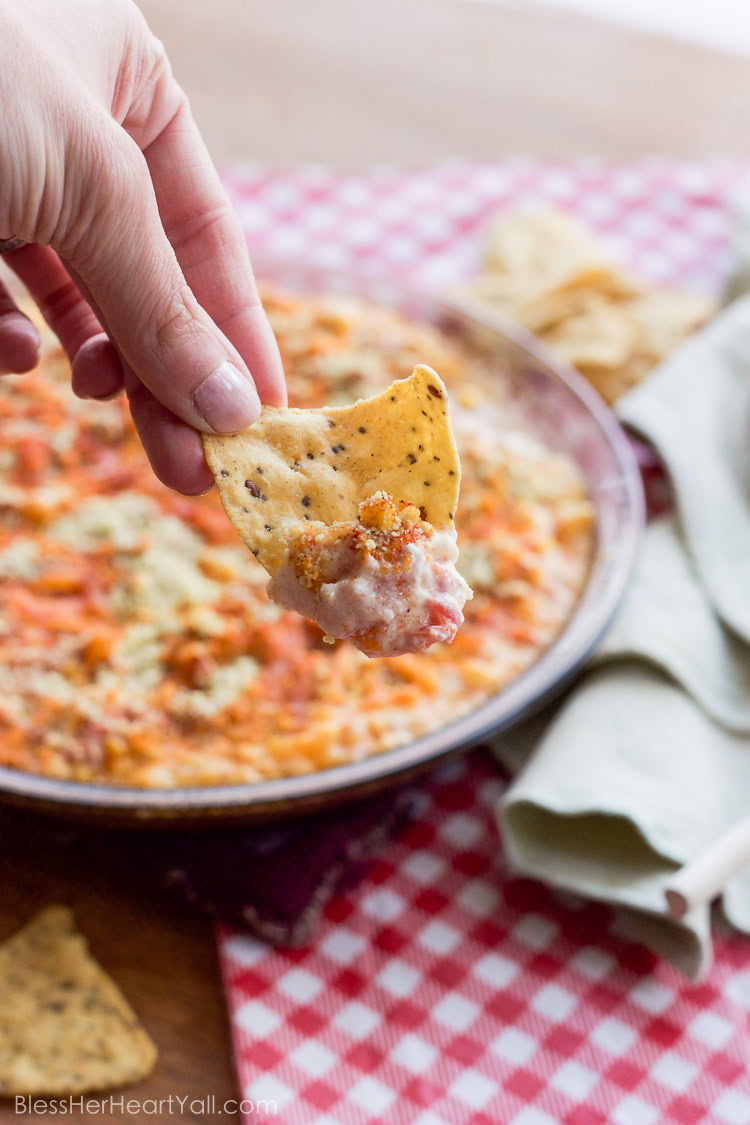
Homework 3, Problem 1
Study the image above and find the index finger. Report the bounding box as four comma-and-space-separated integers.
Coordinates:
141, 97, 286, 408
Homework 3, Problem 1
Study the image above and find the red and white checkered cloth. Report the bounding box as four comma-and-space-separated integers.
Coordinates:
219, 160, 750, 1125
224, 157, 744, 293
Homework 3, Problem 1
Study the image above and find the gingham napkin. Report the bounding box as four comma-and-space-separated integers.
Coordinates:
498, 283, 750, 981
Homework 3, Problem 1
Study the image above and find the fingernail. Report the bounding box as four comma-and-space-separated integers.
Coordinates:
1, 318, 41, 373
193, 362, 261, 432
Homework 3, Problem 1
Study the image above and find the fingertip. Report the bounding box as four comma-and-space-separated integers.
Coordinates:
128, 379, 215, 494
158, 442, 215, 496
142, 418, 215, 495
0, 315, 41, 374
182, 477, 216, 498
71, 335, 124, 400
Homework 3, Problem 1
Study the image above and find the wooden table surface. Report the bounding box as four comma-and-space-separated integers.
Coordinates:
141, 0, 750, 165
2, 2, 749, 1119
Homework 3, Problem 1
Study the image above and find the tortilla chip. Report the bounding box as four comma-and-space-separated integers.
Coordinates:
541, 294, 640, 371
623, 289, 714, 361
0, 906, 157, 1096
508, 286, 601, 336
460, 207, 716, 403
484, 209, 640, 298
204, 365, 461, 573
574, 362, 640, 405
496, 284, 638, 340
453, 276, 577, 332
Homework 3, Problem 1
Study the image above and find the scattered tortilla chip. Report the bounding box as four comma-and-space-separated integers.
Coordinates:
541, 293, 639, 371
623, 289, 714, 361
504, 286, 602, 336
0, 906, 157, 1096
484, 209, 640, 298
572, 360, 641, 404
453, 275, 598, 335
204, 365, 460, 573
457, 207, 716, 403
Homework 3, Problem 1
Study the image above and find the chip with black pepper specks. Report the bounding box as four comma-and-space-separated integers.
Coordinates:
0, 906, 157, 1096
203, 365, 461, 573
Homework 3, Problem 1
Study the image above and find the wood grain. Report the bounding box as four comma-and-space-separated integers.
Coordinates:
2, 3, 748, 1118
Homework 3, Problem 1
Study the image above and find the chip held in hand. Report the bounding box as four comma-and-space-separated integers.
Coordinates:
204, 365, 472, 656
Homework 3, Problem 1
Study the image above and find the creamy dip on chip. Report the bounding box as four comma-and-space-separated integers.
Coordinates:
268, 492, 472, 656
204, 365, 470, 656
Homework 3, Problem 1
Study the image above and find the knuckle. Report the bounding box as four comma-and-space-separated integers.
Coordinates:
119, 29, 184, 147
104, 129, 150, 195
58, 122, 148, 264
37, 279, 81, 327
148, 35, 171, 76
77, 121, 148, 211
153, 292, 205, 354
167, 201, 237, 258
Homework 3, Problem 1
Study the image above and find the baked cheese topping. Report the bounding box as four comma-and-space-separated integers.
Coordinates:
0, 293, 594, 787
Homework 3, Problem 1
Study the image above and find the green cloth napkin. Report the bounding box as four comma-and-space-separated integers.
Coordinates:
496, 293, 750, 980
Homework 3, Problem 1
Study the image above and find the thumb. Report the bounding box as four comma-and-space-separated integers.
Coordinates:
64, 125, 261, 434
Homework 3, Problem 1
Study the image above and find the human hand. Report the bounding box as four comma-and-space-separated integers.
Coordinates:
0, 0, 285, 494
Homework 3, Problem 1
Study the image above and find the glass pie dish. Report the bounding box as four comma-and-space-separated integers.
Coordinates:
0, 264, 643, 825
